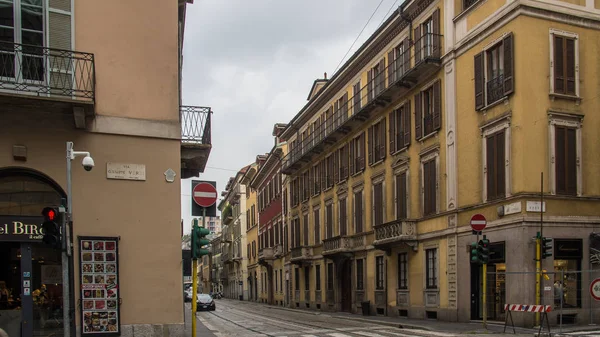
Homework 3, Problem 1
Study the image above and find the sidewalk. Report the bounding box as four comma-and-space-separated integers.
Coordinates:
184, 303, 216, 337
253, 300, 598, 336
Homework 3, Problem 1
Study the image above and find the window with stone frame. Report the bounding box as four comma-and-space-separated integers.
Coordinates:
325, 203, 334, 239
426, 248, 438, 289
353, 81, 361, 114
303, 213, 309, 246
368, 119, 386, 165
555, 125, 577, 195
395, 171, 408, 220
312, 163, 321, 196
422, 157, 437, 216
474, 33, 514, 110
367, 58, 385, 101
314, 208, 321, 244
375, 256, 384, 290
550, 30, 578, 97
335, 144, 349, 183
372, 180, 384, 227
486, 130, 506, 200
389, 100, 411, 154
325, 155, 334, 189
397, 253, 408, 289
349, 132, 366, 175
354, 189, 363, 233
338, 198, 347, 236
414, 80, 441, 140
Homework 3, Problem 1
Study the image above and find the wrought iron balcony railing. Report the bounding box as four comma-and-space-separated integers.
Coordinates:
486, 73, 505, 106
282, 33, 443, 174
180, 105, 212, 145
373, 219, 417, 248
0, 42, 95, 102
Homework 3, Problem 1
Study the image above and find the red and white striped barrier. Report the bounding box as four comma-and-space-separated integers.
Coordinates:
504, 304, 552, 312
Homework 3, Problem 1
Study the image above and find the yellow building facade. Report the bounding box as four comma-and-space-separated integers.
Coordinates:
241, 161, 260, 302
280, 0, 600, 326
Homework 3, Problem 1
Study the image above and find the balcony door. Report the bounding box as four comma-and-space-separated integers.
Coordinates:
0, 0, 45, 83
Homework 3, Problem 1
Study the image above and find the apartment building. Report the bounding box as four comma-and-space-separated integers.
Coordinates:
279, 0, 600, 327
210, 235, 223, 294
251, 124, 288, 305
241, 158, 263, 302
0, 0, 211, 336
218, 166, 250, 300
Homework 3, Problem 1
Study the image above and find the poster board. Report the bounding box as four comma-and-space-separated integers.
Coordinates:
78, 236, 121, 335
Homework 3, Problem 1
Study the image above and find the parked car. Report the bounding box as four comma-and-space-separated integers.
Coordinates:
196, 293, 215, 311
184, 283, 193, 302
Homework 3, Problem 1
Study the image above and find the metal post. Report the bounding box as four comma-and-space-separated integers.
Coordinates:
64, 141, 73, 337
535, 172, 543, 327
483, 262, 487, 329
560, 269, 564, 333
191, 258, 198, 337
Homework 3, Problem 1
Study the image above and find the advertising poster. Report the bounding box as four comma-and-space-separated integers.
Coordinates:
79, 236, 120, 335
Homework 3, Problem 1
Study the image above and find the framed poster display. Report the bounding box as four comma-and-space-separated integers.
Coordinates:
78, 236, 121, 335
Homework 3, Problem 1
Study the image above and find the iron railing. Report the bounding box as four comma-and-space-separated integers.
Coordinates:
0, 41, 95, 102
486, 73, 505, 105
282, 33, 443, 172
180, 105, 212, 145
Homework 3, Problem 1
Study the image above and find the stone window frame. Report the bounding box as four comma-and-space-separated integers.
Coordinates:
480, 115, 511, 202
371, 172, 386, 229
548, 112, 583, 196
420, 147, 440, 217
393, 162, 411, 220
549, 29, 580, 99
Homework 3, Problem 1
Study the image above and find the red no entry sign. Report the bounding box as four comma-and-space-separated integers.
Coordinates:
193, 182, 217, 208
470, 214, 487, 231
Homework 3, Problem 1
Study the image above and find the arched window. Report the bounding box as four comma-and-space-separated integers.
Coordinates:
0, 169, 64, 216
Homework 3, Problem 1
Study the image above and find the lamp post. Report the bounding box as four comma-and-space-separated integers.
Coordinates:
64, 141, 95, 337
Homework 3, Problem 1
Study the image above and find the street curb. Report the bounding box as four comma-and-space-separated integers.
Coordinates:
263, 303, 432, 331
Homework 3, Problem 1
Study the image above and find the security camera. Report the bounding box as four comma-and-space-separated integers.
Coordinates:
82, 155, 95, 171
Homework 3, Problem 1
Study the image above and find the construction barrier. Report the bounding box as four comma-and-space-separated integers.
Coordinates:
503, 304, 552, 335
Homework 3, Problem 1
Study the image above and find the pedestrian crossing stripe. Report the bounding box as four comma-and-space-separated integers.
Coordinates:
402, 329, 456, 336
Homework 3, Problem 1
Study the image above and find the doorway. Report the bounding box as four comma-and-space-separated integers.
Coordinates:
470, 242, 506, 321
340, 260, 352, 312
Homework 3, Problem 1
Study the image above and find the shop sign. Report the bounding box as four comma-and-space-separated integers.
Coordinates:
79, 236, 121, 335
0, 216, 45, 242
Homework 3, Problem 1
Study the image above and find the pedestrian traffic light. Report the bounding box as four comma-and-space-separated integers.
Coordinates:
41, 207, 61, 249
479, 235, 490, 264
191, 219, 210, 259
542, 237, 553, 259
470, 242, 479, 264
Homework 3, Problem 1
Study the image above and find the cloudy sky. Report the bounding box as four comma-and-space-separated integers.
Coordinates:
180, 0, 401, 229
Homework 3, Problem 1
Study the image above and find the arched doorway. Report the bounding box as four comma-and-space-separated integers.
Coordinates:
0, 167, 68, 337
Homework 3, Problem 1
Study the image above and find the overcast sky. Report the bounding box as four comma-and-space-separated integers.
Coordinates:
180, 0, 400, 229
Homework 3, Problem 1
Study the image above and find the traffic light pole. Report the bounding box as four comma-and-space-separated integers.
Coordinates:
64, 142, 73, 337
536, 172, 544, 326
483, 261, 487, 329
191, 208, 207, 337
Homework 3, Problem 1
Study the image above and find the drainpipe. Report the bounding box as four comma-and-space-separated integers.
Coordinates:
399, 6, 413, 43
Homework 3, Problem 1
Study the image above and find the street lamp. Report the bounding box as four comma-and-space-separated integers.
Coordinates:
63, 141, 95, 337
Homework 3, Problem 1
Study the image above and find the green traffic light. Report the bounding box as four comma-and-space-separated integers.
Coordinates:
470, 242, 479, 264
542, 237, 553, 259
192, 224, 211, 259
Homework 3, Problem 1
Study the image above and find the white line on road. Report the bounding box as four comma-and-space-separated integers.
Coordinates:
197, 314, 218, 331
301, 335, 319, 337
353, 331, 388, 337
327, 333, 354, 337
377, 330, 432, 337
402, 329, 457, 336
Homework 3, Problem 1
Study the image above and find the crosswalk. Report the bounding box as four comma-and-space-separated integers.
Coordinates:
559, 331, 600, 337
263, 327, 458, 337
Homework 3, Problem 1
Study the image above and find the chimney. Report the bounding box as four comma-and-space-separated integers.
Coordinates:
324, 72, 327, 80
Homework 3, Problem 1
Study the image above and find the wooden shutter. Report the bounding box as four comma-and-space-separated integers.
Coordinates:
414, 26, 422, 64
355, 192, 363, 233
374, 183, 382, 226
343, 144, 349, 179
566, 38, 576, 95
415, 92, 422, 140
328, 156, 334, 188
566, 128, 576, 194
474, 52, 485, 110
432, 8, 440, 57
379, 58, 386, 92
343, 92, 349, 123
404, 100, 412, 147
321, 160, 327, 190
334, 101, 339, 130
388, 50, 395, 86
48, 0, 73, 93
496, 131, 506, 197
303, 214, 309, 246
353, 82, 361, 113
389, 111, 396, 154
340, 199, 347, 236
368, 126, 374, 165
402, 36, 411, 73
359, 132, 366, 170
367, 69, 373, 103
334, 150, 340, 183
349, 140, 355, 175
553, 35, 565, 94
433, 80, 441, 131
396, 173, 407, 219
556, 126, 577, 195
503, 33, 514, 96
486, 135, 495, 199
379, 118, 387, 161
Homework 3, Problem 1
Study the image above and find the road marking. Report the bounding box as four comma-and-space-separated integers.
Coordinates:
377, 331, 430, 337
327, 333, 353, 337
197, 314, 218, 331
402, 329, 457, 336
353, 331, 388, 337
301, 335, 319, 337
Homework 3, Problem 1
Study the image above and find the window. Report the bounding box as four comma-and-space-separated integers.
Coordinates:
356, 259, 364, 290
463, 0, 478, 10
373, 181, 384, 227
314, 208, 320, 243
293, 217, 301, 248
295, 267, 300, 291
269, 226, 274, 247
422, 157, 437, 216
275, 270, 278, 292
325, 155, 334, 189
327, 263, 334, 291
334, 93, 349, 128
395, 171, 408, 219
550, 30, 578, 97
397, 253, 408, 289
325, 203, 334, 239
336, 144, 349, 183
368, 119, 386, 165
302, 170, 309, 202
474, 33, 514, 109
354, 189, 363, 233
555, 126, 577, 195
553, 239, 582, 308
303, 214, 309, 246
339, 198, 347, 236
304, 266, 310, 291
415, 81, 441, 140
389, 101, 411, 154
312, 163, 321, 196
350, 132, 366, 175
291, 178, 299, 206
315, 265, 321, 291
486, 131, 506, 200
251, 205, 256, 226
280, 269, 283, 293
376, 256, 384, 290
426, 248, 437, 289
388, 38, 409, 85
367, 58, 385, 101
414, 9, 440, 63
353, 81, 361, 114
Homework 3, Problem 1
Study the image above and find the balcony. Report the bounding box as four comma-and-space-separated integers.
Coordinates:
281, 33, 442, 175
372, 219, 418, 251
0, 42, 95, 128
180, 106, 212, 178
290, 246, 313, 265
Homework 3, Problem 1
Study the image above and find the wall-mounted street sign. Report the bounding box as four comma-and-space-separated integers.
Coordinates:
106, 162, 146, 181
191, 180, 217, 217
470, 214, 487, 232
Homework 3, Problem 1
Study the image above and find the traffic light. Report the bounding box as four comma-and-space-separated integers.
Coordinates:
470, 242, 479, 264
479, 235, 490, 264
191, 219, 210, 259
41, 207, 61, 248
542, 237, 553, 259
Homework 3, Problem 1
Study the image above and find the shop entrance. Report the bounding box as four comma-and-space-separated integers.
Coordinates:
470, 241, 506, 321
0, 168, 68, 336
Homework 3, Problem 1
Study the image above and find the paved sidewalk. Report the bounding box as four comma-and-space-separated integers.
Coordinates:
184, 303, 216, 337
